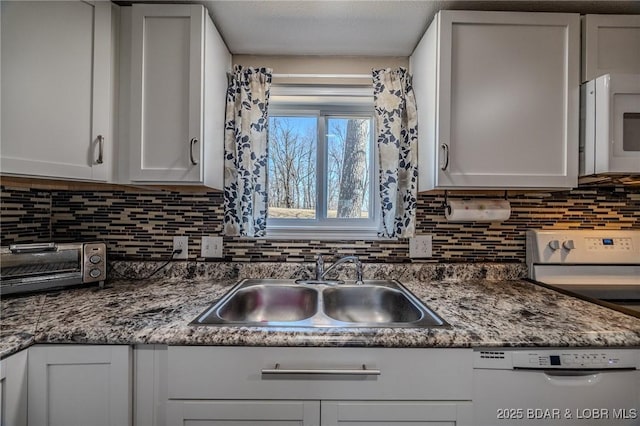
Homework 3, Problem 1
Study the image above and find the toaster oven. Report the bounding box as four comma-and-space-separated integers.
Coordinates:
0, 242, 107, 295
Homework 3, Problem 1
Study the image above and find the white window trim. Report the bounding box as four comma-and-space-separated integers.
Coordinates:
266, 85, 380, 240
260, 229, 384, 241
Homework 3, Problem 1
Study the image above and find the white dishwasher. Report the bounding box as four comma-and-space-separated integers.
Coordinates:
473, 348, 640, 426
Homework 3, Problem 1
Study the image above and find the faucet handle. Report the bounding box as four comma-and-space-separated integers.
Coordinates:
315, 254, 325, 280
354, 257, 364, 285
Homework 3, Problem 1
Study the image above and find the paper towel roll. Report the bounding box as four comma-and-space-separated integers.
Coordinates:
445, 199, 511, 222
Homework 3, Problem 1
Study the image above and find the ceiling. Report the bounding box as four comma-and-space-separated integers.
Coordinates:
203, 1, 432, 56
118, 1, 640, 56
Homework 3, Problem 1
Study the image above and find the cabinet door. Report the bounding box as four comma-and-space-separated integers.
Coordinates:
0, 350, 28, 426
436, 11, 579, 189
1, 1, 113, 181
28, 345, 131, 426
166, 400, 320, 426
583, 15, 640, 82
130, 4, 204, 183
133, 345, 168, 426
321, 401, 473, 426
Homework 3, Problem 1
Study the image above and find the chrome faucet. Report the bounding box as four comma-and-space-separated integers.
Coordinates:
317, 254, 364, 285
315, 254, 325, 281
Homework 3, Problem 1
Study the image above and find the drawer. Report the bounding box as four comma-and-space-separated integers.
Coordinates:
167, 346, 472, 400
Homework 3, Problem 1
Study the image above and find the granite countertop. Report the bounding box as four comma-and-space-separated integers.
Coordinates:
2, 262, 640, 358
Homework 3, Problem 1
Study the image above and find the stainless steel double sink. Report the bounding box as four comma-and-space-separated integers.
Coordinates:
191, 279, 449, 328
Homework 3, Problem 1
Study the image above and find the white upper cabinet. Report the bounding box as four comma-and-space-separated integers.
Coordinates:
1, 1, 116, 182
411, 11, 580, 190
582, 14, 640, 82
129, 4, 230, 188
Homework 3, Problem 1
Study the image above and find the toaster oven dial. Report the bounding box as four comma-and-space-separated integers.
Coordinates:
89, 254, 102, 264
89, 268, 102, 279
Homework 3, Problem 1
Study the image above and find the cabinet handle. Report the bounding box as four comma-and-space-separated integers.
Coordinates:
440, 143, 449, 171
261, 364, 381, 376
10, 243, 58, 253
190, 137, 199, 165
96, 135, 104, 164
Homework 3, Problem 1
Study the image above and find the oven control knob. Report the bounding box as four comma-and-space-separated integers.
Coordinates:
89, 268, 102, 278
563, 240, 575, 250
548, 240, 561, 251
89, 255, 102, 264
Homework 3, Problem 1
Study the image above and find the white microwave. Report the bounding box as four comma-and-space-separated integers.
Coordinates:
580, 74, 640, 176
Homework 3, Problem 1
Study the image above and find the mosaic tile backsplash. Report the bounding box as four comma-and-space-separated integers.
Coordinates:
1, 185, 638, 263
0, 186, 51, 243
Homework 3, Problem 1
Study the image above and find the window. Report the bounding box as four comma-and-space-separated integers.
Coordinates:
266, 85, 378, 239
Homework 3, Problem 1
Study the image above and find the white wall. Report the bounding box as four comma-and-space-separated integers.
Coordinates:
232, 55, 409, 85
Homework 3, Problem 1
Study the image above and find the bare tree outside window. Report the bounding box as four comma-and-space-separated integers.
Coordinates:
268, 117, 316, 219
328, 118, 370, 218
267, 115, 371, 221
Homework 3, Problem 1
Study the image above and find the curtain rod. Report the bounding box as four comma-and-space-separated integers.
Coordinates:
272, 73, 371, 79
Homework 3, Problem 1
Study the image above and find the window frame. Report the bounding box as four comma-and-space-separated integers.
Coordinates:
265, 85, 380, 240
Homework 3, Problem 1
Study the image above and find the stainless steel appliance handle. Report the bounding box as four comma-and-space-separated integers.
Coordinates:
9, 243, 58, 253
190, 137, 199, 165
440, 143, 449, 171
543, 371, 602, 377
262, 363, 380, 376
96, 135, 104, 164
543, 369, 634, 376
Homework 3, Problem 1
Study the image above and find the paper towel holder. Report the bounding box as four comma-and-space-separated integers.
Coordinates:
442, 191, 452, 216
442, 190, 509, 215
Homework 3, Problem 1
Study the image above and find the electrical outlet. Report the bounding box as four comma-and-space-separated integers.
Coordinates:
201, 236, 223, 258
409, 235, 432, 258
173, 236, 189, 259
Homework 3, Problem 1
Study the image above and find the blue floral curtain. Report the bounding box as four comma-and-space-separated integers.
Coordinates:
372, 68, 418, 238
223, 66, 272, 237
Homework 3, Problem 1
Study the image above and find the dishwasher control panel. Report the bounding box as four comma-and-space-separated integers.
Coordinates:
512, 351, 637, 369
475, 349, 639, 370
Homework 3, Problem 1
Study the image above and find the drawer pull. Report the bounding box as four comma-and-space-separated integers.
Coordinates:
261, 363, 381, 376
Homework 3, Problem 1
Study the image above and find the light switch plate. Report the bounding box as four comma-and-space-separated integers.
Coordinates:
409, 235, 432, 258
201, 236, 223, 258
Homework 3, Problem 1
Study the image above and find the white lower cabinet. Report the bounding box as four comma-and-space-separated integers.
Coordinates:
165, 400, 471, 426
0, 350, 28, 426
166, 400, 320, 425
134, 345, 474, 426
28, 345, 132, 426
321, 401, 472, 425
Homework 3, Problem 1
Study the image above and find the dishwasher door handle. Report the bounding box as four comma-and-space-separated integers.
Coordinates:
542, 370, 603, 386
262, 363, 380, 376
